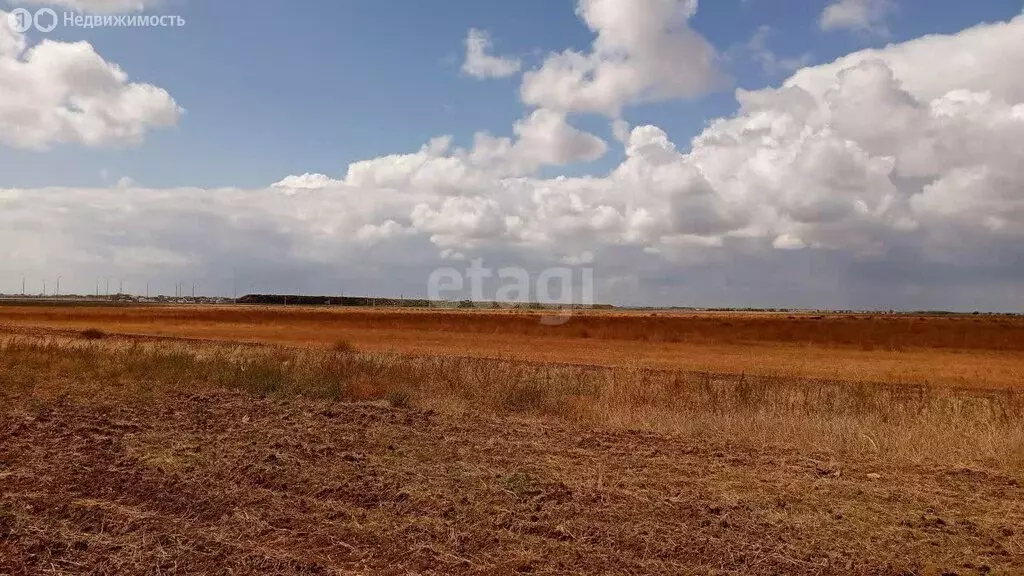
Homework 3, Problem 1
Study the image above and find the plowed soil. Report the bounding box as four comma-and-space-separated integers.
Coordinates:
2, 391, 1022, 575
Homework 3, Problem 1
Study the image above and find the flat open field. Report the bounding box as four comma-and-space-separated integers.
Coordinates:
2, 305, 1023, 574
1, 303, 1023, 389
5, 387, 1022, 575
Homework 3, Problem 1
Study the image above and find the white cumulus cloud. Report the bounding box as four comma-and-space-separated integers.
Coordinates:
520, 0, 724, 117
461, 28, 521, 79
0, 11, 183, 150
820, 0, 895, 34
342, 110, 606, 192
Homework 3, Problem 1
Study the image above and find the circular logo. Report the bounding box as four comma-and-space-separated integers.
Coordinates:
7, 8, 33, 33
34, 8, 58, 33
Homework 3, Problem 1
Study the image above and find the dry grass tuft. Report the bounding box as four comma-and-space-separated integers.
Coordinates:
386, 388, 412, 409
331, 338, 356, 353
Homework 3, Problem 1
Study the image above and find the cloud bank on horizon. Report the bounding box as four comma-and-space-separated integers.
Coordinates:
2, 0, 1023, 310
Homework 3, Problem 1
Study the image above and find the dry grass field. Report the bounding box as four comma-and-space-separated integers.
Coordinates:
2, 304, 1023, 389
2, 305, 1024, 574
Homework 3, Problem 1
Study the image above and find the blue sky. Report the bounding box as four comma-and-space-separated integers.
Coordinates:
3, 0, 1021, 189
2, 0, 1024, 310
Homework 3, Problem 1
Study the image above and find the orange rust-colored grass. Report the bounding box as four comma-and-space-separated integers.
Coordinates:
3, 304, 1024, 349
1, 304, 1023, 389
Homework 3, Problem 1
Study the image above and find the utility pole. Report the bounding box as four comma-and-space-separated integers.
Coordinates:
56, 276, 60, 297
105, 278, 109, 297
21, 275, 25, 296
146, 281, 150, 299
42, 279, 47, 297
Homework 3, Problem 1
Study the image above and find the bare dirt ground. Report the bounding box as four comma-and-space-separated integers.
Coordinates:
2, 390, 1022, 575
